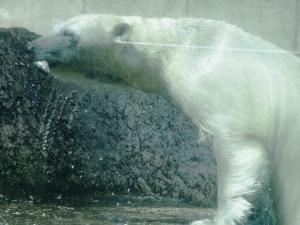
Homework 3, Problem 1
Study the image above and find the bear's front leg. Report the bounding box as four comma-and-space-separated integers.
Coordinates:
192, 138, 269, 225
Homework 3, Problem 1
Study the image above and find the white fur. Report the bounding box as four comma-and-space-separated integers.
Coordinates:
40, 14, 300, 225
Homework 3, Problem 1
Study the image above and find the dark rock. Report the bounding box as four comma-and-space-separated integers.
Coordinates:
0, 27, 217, 206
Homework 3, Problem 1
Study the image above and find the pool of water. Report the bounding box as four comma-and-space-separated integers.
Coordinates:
0, 195, 214, 225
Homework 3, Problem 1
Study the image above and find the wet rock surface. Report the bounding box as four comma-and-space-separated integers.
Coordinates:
0, 28, 217, 207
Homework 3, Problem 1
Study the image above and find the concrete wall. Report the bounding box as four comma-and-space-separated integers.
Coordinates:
0, 0, 299, 52
296, 0, 300, 50
187, 0, 299, 52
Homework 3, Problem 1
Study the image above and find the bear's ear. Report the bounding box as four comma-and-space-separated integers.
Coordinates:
111, 23, 132, 40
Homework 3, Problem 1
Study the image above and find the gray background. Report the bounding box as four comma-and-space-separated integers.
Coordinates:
0, 0, 299, 52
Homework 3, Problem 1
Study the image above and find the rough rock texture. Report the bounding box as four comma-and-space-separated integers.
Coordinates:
0, 27, 277, 225
0, 28, 217, 207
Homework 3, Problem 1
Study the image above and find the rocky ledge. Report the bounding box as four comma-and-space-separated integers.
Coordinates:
0, 28, 217, 207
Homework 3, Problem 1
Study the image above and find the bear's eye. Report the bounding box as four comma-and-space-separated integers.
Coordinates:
62, 30, 74, 38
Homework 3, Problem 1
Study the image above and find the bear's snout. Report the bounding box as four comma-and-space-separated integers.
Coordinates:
28, 37, 55, 61
28, 33, 79, 65
29, 36, 60, 50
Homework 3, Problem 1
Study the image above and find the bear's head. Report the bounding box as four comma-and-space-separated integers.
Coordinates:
29, 15, 165, 94
28, 15, 132, 67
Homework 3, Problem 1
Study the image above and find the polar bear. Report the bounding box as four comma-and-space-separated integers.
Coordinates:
28, 14, 300, 225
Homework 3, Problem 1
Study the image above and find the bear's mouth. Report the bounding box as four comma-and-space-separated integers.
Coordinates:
31, 51, 64, 73
33, 48, 78, 68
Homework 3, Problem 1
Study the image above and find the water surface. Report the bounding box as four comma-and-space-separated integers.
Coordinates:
0, 195, 214, 225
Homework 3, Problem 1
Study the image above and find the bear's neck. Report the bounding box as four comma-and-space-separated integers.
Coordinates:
109, 41, 167, 94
